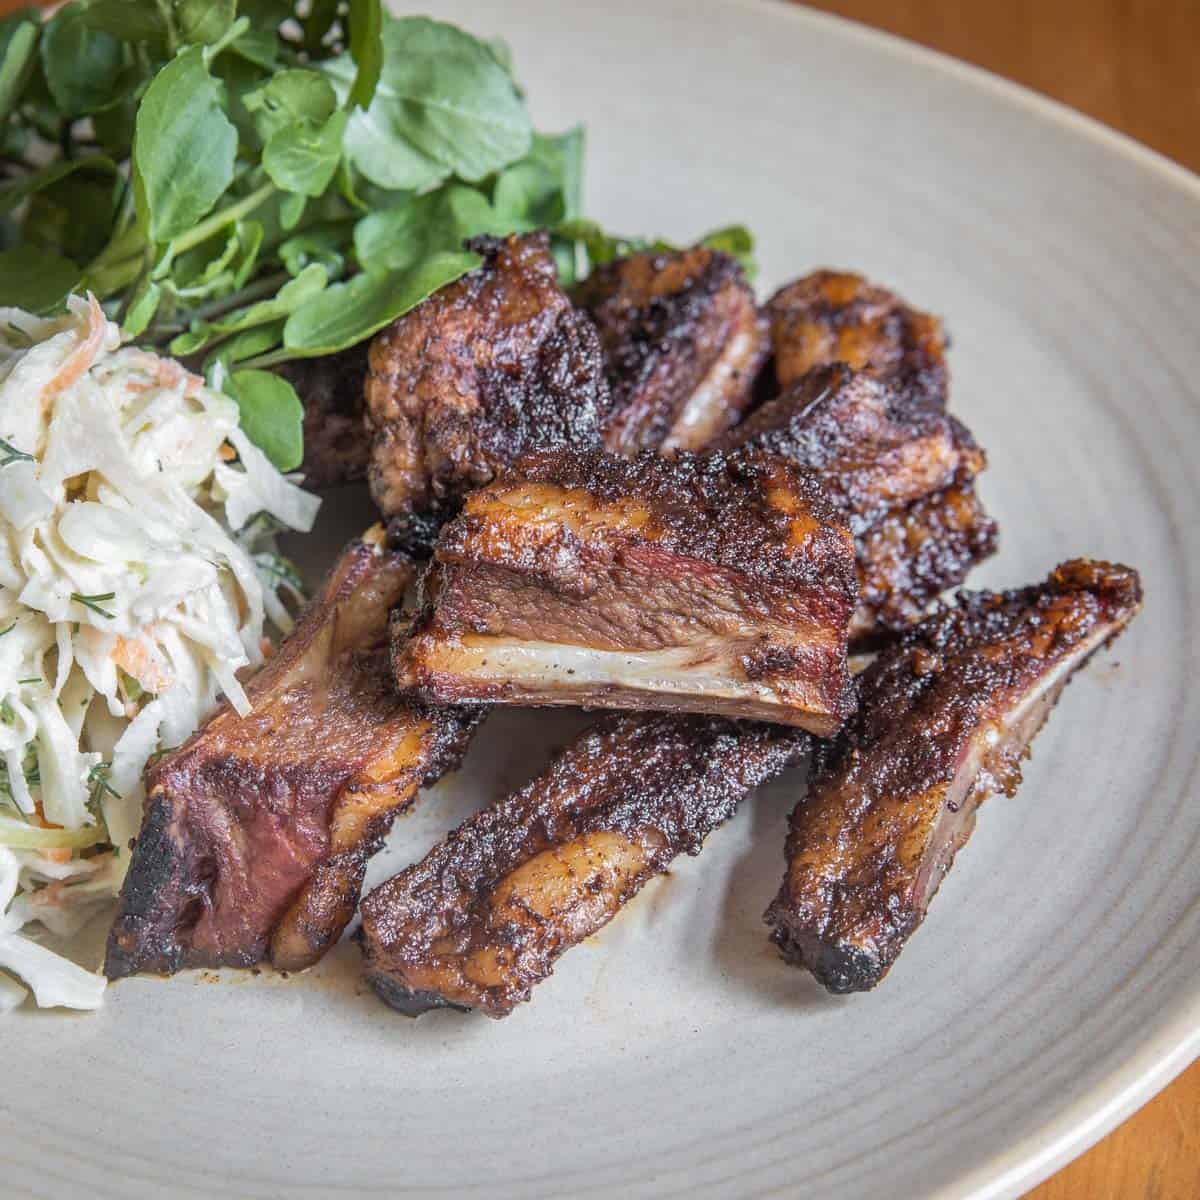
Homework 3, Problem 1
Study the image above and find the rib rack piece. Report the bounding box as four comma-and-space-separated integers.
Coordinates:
764, 559, 1143, 994
361, 713, 808, 1017
576, 246, 768, 455
105, 529, 480, 979
765, 270, 948, 405
718, 364, 996, 640
364, 232, 608, 547
852, 485, 998, 642
391, 447, 858, 734
718, 364, 982, 533
276, 341, 370, 490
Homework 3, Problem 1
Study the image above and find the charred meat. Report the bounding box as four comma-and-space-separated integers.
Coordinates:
853, 485, 998, 642
719, 364, 996, 640
361, 713, 808, 1018
766, 270, 948, 405
391, 447, 858, 734
717, 363, 983, 533
365, 232, 608, 544
764, 559, 1142, 994
276, 341, 370, 490
576, 246, 768, 454
105, 529, 480, 979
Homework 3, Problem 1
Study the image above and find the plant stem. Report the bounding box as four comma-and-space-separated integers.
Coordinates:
168, 182, 275, 257
237, 346, 300, 370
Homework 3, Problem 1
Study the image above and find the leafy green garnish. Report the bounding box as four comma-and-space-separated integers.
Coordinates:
224, 368, 304, 471
134, 46, 239, 244
0, 2, 752, 474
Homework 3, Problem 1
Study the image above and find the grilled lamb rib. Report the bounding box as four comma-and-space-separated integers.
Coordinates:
766, 269, 948, 406
852, 485, 998, 642
576, 246, 768, 454
105, 528, 480, 979
361, 713, 808, 1017
719, 363, 997, 641
391, 447, 858, 734
364, 232, 608, 549
764, 559, 1142, 994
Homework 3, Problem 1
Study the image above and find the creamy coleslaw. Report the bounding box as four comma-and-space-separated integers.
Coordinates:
0, 296, 320, 1011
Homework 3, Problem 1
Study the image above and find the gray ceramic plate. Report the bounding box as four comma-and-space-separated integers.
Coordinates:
5, 3, 1199, 1197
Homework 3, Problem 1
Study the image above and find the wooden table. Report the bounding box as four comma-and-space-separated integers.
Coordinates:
794, 8, 1200, 1196
4, 0, 1198, 1195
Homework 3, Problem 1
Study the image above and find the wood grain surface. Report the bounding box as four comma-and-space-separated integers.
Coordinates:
3, 0, 1198, 1196
791, 8, 1200, 1195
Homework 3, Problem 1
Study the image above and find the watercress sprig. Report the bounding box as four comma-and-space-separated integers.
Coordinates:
0, 2, 754, 472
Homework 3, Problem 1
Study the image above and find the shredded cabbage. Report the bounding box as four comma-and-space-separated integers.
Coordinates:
0, 296, 320, 1010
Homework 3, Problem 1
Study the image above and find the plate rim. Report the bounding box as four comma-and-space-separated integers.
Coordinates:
746, 2, 1200, 1195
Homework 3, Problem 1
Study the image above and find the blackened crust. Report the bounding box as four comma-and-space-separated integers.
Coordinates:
765, 558, 1143, 993
361, 713, 809, 1017
365, 232, 608, 538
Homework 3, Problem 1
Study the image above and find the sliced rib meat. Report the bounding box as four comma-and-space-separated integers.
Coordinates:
766, 269, 948, 405
105, 528, 480, 979
852, 484, 998, 643
391, 447, 858, 734
718, 363, 996, 641
576, 246, 768, 454
717, 363, 983, 533
764, 559, 1143, 993
365, 232, 608, 549
361, 713, 808, 1017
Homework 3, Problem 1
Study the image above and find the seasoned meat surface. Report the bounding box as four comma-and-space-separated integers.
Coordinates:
276, 341, 370, 489
766, 270, 948, 405
361, 713, 808, 1017
764, 559, 1143, 993
718, 364, 983, 533
105, 530, 480, 979
576, 247, 768, 454
391, 447, 858, 734
365, 233, 608, 546
719, 363, 995, 640
852, 484, 998, 643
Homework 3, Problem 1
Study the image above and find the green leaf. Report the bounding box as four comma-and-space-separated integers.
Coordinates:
486, 37, 514, 76
0, 155, 117, 217
244, 68, 337, 144
283, 248, 478, 357
39, 2, 124, 118
0, 245, 80, 313
21, 159, 120, 265
225, 369, 304, 471
122, 279, 162, 337
279, 192, 306, 230
133, 46, 238, 243
231, 24, 277, 70
327, 17, 531, 188
0, 19, 37, 125
346, 0, 383, 110
354, 185, 508, 275
83, 1, 167, 45
203, 321, 282, 372
231, 219, 264, 287
175, 0, 237, 47
170, 261, 329, 355
262, 110, 347, 197
279, 226, 348, 277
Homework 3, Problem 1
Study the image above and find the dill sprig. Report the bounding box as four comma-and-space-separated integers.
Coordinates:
70, 592, 117, 619
0, 437, 34, 467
